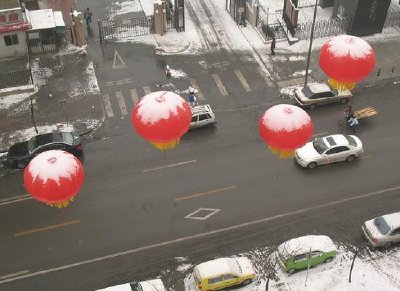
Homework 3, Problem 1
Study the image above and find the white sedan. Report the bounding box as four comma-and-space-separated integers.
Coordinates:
95, 279, 166, 291
295, 134, 363, 169
362, 212, 400, 247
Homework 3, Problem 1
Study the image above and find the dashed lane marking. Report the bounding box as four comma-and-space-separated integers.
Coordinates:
115, 91, 128, 115
234, 70, 252, 92
14, 220, 81, 237
143, 86, 151, 95
1, 186, 399, 284
0, 270, 29, 280
130, 88, 139, 104
141, 160, 197, 173
175, 185, 237, 202
102, 94, 114, 118
212, 74, 228, 96
190, 78, 205, 101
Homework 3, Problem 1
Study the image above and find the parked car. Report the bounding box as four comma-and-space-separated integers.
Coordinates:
7, 131, 82, 169
295, 134, 363, 169
294, 83, 352, 109
276, 235, 337, 274
95, 279, 167, 291
192, 257, 255, 290
362, 212, 400, 247
190, 104, 216, 129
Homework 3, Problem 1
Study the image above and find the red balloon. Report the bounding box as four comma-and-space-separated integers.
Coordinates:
131, 91, 192, 150
319, 35, 375, 89
24, 150, 84, 208
259, 104, 314, 158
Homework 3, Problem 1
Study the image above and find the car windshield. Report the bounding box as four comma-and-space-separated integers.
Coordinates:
312, 138, 329, 154
374, 217, 391, 235
302, 86, 313, 97
62, 132, 74, 144
344, 135, 357, 146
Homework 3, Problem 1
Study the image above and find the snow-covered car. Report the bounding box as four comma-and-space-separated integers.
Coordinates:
192, 257, 255, 290
362, 212, 400, 247
276, 235, 337, 274
294, 83, 352, 109
94, 279, 166, 291
295, 134, 363, 169
190, 104, 216, 129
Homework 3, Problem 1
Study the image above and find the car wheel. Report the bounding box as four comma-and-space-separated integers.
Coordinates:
346, 155, 355, 162
340, 98, 347, 104
324, 257, 333, 263
242, 279, 251, 285
307, 162, 317, 169
16, 160, 28, 169
288, 268, 296, 275
309, 103, 317, 110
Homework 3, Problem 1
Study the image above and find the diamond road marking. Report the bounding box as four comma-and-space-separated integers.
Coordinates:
185, 208, 220, 220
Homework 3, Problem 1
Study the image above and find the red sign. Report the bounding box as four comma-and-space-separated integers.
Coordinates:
9, 13, 19, 22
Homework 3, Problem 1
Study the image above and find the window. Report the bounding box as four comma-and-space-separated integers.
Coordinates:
208, 276, 223, 284
0, 15, 6, 23
294, 254, 306, 261
191, 116, 198, 123
223, 274, 236, 280
199, 114, 209, 121
311, 251, 322, 257
391, 228, 400, 236
4, 34, 19, 46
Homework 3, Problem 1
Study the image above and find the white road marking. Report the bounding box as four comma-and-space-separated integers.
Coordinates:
0, 270, 29, 280
2, 185, 399, 284
212, 74, 228, 96
112, 49, 127, 69
102, 94, 114, 118
0, 194, 30, 202
141, 160, 197, 173
115, 91, 128, 115
130, 88, 139, 104
190, 78, 205, 101
143, 86, 151, 95
185, 208, 221, 220
0, 196, 32, 206
234, 70, 251, 92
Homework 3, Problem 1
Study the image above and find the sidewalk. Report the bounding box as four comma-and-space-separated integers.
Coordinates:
0, 46, 103, 152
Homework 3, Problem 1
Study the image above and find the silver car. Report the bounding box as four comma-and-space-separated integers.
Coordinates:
362, 212, 400, 247
294, 83, 352, 110
295, 134, 363, 169
190, 104, 216, 129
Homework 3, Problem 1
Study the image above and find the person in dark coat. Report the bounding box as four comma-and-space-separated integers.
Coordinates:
270, 37, 276, 55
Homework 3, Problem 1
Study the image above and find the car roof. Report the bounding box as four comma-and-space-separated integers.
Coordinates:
32, 131, 71, 147
191, 104, 212, 115
321, 134, 349, 147
278, 235, 336, 257
307, 83, 331, 93
194, 258, 234, 278
382, 212, 400, 228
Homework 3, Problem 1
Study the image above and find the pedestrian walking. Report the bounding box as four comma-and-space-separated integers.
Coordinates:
84, 7, 93, 29
270, 37, 276, 55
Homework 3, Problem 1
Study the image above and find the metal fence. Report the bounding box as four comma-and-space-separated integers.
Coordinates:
0, 69, 31, 89
296, 17, 351, 40
98, 16, 154, 42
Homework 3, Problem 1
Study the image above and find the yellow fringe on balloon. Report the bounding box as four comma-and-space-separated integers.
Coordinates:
151, 139, 180, 151
47, 197, 74, 209
269, 146, 295, 159
328, 78, 356, 91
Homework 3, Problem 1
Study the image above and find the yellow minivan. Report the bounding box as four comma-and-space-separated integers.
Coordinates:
192, 257, 255, 290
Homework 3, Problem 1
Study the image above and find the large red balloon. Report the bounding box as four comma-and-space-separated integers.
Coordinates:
259, 104, 314, 158
24, 150, 84, 208
319, 35, 375, 90
131, 91, 192, 150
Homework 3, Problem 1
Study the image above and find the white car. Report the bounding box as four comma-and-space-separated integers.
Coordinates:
95, 279, 166, 291
190, 104, 216, 129
295, 134, 363, 169
362, 212, 400, 247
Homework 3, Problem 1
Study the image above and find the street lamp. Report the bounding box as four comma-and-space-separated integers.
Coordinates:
59, 99, 69, 126
303, 0, 318, 89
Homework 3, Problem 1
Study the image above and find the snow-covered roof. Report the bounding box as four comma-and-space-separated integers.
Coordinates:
53, 11, 65, 27
28, 9, 65, 30
278, 235, 336, 257
382, 212, 400, 228
194, 258, 238, 278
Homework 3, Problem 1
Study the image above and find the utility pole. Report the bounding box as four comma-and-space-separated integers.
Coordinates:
304, 0, 318, 89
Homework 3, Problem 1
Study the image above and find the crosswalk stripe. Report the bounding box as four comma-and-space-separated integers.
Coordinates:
234, 70, 252, 92
212, 74, 228, 96
190, 78, 205, 101
258, 68, 274, 87
102, 94, 114, 118
143, 86, 151, 94
130, 88, 139, 104
115, 91, 128, 115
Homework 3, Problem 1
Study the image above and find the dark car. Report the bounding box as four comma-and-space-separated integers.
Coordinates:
7, 131, 82, 169
294, 83, 352, 109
